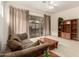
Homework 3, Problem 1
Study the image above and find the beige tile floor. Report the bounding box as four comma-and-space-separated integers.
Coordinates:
30, 36, 79, 57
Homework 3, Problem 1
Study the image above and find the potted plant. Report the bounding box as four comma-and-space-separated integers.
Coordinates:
58, 17, 64, 25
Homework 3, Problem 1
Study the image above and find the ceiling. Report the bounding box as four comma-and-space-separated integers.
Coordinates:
7, 1, 79, 13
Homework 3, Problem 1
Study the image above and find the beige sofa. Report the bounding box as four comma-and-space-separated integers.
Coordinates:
0, 33, 49, 57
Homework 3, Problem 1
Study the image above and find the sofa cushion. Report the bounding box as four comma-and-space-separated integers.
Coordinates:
22, 39, 33, 45
7, 35, 23, 51
23, 40, 39, 49
17, 33, 28, 40
7, 39, 23, 51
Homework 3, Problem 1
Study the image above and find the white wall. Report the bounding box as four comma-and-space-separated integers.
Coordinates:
0, 1, 3, 51
0, 1, 8, 51
0, 2, 10, 51
51, 7, 79, 36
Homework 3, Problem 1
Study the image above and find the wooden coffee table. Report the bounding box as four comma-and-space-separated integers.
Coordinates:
48, 50, 59, 57
39, 37, 58, 50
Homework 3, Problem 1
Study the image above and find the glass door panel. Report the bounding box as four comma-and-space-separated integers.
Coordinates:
29, 15, 43, 38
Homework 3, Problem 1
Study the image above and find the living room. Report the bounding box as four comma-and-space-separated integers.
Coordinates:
0, 0, 79, 57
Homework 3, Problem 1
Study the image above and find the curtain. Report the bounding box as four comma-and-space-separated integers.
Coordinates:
43, 14, 51, 35
9, 6, 29, 35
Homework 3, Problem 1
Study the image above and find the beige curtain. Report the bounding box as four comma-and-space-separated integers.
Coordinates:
43, 14, 51, 35
9, 6, 29, 34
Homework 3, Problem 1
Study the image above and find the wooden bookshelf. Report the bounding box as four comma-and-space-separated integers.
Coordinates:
71, 19, 77, 40
58, 19, 78, 40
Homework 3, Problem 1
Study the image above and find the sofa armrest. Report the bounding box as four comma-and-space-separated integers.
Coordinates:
3, 43, 49, 57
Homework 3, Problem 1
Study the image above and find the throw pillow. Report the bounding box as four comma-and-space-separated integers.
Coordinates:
10, 35, 22, 42
7, 40, 23, 51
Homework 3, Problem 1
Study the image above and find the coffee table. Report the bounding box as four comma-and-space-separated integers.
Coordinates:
48, 50, 59, 57
39, 37, 58, 50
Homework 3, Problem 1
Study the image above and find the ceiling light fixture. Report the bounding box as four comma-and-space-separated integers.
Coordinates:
50, 1, 54, 5
48, 1, 55, 9
48, 5, 54, 9
42, 1, 58, 9
48, 1, 58, 9
54, 3, 58, 6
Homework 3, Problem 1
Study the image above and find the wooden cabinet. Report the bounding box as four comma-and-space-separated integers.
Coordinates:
61, 32, 65, 38
61, 32, 71, 39
58, 19, 78, 40
61, 20, 71, 39
71, 19, 77, 40
65, 33, 71, 39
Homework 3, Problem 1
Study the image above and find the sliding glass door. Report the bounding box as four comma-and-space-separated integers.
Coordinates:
29, 15, 43, 38
29, 15, 51, 38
